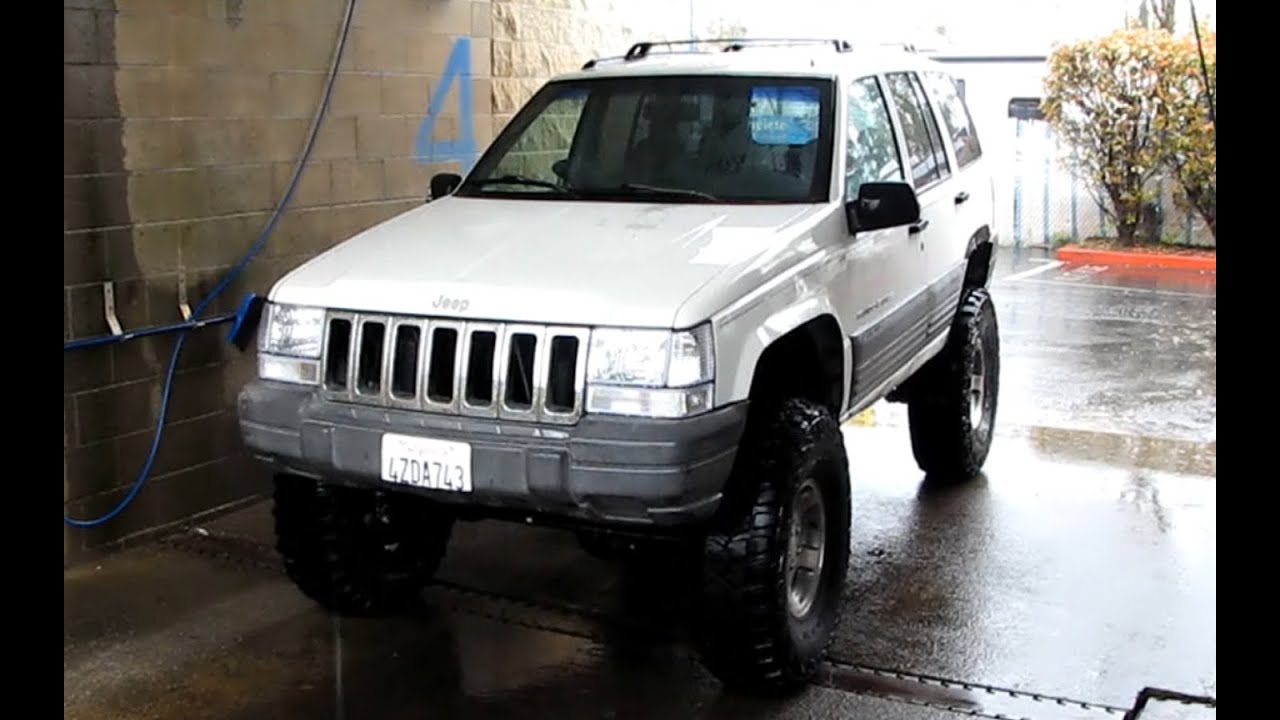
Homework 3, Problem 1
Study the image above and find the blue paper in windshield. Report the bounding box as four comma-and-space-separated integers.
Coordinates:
749, 86, 820, 145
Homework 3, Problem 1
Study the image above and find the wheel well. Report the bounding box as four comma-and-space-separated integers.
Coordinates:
716, 315, 845, 530
747, 315, 844, 417
964, 239, 994, 289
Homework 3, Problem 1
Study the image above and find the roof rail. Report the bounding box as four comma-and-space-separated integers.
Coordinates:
623, 37, 852, 61
581, 48, 707, 70
721, 38, 855, 53
580, 37, 862, 70
581, 56, 620, 70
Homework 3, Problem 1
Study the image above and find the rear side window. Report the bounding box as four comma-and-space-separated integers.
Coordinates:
924, 71, 983, 168
885, 72, 950, 189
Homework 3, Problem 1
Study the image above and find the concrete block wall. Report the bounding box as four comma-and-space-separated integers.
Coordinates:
490, 0, 694, 129
63, 0, 686, 561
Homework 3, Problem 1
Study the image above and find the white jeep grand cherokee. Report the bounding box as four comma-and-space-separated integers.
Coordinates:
239, 38, 1000, 694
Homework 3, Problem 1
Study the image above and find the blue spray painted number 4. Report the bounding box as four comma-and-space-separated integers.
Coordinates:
414, 37, 477, 172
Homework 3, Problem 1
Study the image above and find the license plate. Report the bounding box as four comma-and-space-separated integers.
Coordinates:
379, 433, 472, 492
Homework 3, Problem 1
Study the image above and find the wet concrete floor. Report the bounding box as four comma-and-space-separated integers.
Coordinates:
64, 249, 1216, 720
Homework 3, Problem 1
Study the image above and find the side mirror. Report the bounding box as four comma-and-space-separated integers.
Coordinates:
551, 159, 569, 181
428, 172, 462, 202
846, 182, 921, 234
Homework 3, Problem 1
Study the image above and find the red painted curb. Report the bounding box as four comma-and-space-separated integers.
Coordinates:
1056, 245, 1216, 272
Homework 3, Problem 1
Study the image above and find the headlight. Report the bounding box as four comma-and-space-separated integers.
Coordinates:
585, 324, 714, 418
258, 303, 324, 386
587, 328, 672, 386
261, 303, 325, 358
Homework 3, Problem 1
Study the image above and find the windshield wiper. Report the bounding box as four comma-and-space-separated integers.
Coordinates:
616, 183, 720, 201
471, 175, 575, 195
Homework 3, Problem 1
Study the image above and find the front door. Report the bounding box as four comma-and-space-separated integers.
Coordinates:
838, 74, 926, 410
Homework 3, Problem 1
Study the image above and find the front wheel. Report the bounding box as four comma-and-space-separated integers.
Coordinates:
273, 475, 454, 617
697, 397, 851, 695
907, 287, 1001, 481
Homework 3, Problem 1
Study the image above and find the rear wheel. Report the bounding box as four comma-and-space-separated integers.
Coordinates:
907, 287, 1000, 481
273, 475, 454, 617
697, 397, 851, 695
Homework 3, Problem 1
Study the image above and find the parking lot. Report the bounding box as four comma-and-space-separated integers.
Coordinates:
63, 249, 1216, 720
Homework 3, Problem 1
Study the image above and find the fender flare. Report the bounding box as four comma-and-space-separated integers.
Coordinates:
965, 224, 993, 257
718, 293, 850, 410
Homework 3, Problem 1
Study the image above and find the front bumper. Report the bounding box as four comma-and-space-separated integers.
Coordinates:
237, 380, 748, 528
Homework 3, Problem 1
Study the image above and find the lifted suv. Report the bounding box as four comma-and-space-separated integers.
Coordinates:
239, 37, 1000, 694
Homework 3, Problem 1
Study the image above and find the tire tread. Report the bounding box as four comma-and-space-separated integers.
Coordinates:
698, 398, 851, 695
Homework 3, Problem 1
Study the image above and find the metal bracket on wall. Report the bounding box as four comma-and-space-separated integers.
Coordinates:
102, 281, 123, 336
178, 270, 192, 321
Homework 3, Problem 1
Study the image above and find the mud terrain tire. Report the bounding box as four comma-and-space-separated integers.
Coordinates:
273, 474, 453, 617
907, 287, 1000, 481
698, 397, 852, 695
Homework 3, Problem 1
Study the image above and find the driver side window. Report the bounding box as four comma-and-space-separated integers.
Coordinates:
845, 76, 904, 200
488, 90, 587, 183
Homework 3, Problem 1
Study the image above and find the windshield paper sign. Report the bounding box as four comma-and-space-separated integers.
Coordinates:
750, 86, 820, 145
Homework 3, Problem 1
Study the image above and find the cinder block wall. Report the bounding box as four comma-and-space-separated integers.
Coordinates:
63, 0, 684, 561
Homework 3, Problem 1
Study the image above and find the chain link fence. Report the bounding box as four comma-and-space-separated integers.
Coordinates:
1005, 116, 1213, 249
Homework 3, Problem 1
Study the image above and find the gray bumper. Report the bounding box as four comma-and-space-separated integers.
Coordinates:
237, 380, 748, 528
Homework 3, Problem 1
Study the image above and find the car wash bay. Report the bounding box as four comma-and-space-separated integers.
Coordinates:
63, 250, 1216, 720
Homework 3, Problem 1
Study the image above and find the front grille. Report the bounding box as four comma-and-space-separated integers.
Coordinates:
320, 312, 590, 424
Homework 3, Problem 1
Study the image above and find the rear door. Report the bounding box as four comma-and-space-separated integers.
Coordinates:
882, 70, 964, 347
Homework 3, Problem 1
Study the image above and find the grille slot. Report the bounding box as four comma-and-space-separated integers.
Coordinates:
319, 314, 588, 423
355, 319, 386, 395
389, 324, 421, 400
546, 336, 579, 413
463, 329, 498, 407
504, 333, 538, 409
324, 318, 352, 390
426, 326, 459, 404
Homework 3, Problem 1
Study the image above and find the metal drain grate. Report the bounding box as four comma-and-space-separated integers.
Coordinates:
158, 528, 1217, 719
1122, 688, 1217, 719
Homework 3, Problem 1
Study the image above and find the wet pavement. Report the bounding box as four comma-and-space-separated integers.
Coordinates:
64, 248, 1216, 720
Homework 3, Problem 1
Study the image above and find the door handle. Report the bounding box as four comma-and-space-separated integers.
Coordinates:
909, 219, 929, 235
954, 191, 970, 204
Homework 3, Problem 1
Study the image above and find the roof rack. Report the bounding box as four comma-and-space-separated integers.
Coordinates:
582, 50, 701, 70
581, 37, 854, 69
630, 37, 853, 60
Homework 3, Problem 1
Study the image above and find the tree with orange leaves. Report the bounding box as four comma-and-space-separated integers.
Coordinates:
1043, 28, 1186, 246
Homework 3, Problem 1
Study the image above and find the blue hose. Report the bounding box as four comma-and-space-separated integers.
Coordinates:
65, 0, 359, 527
64, 314, 237, 353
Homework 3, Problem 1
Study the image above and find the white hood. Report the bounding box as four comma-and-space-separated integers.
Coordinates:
270, 196, 832, 328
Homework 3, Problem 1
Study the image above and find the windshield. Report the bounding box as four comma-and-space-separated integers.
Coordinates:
456, 75, 836, 204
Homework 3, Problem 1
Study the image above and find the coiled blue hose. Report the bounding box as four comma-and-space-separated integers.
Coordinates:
65, 0, 359, 527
